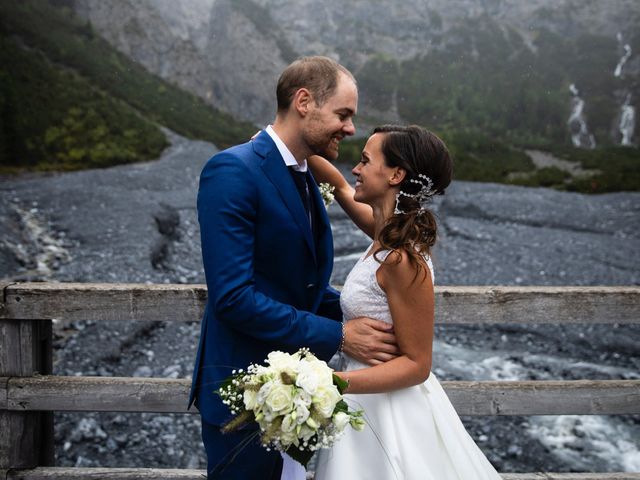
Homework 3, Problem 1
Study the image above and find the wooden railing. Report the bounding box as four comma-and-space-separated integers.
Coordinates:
1, 282, 639, 480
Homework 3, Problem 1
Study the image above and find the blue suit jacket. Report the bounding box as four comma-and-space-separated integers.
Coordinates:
189, 130, 343, 425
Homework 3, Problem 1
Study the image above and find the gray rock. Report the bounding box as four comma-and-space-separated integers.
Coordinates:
132, 366, 153, 378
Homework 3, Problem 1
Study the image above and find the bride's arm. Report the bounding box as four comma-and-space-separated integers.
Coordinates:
337, 251, 434, 393
308, 155, 375, 238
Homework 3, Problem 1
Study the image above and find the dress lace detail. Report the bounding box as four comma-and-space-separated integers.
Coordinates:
313, 244, 502, 480
341, 246, 434, 324
338, 246, 434, 371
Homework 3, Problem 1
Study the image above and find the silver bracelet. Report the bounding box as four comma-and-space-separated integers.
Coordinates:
338, 321, 346, 352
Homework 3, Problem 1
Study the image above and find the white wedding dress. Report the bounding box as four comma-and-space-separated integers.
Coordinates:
310, 245, 503, 480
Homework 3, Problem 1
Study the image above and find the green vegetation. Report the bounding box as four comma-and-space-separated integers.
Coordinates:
0, 36, 166, 171
553, 146, 640, 193
509, 167, 570, 189
339, 131, 640, 194
0, 0, 255, 172
337, 138, 367, 165
396, 19, 571, 146
341, 14, 639, 192
441, 130, 535, 183
339, 129, 535, 183
1, 0, 637, 193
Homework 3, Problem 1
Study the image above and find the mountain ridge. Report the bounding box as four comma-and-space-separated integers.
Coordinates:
71, 0, 640, 143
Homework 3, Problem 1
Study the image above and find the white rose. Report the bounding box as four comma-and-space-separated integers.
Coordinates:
313, 385, 342, 418
257, 381, 274, 405
262, 406, 278, 423
253, 365, 274, 384
281, 413, 297, 433
294, 400, 310, 424
350, 415, 366, 431
267, 351, 299, 374
295, 361, 320, 395
243, 389, 258, 411
292, 391, 311, 423
304, 357, 333, 387
265, 383, 294, 413
333, 411, 350, 431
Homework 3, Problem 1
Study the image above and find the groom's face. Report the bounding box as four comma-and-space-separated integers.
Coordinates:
302, 73, 358, 161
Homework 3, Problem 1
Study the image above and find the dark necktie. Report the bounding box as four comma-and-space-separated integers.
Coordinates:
288, 167, 311, 221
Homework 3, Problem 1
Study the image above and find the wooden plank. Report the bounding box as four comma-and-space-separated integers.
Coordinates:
5, 468, 640, 480
0, 319, 52, 378
1, 283, 207, 323
0, 320, 33, 375
6, 376, 640, 415
2, 283, 638, 324
0, 411, 37, 468
436, 286, 640, 324
0, 319, 54, 469
0, 378, 7, 409
501, 475, 640, 480
444, 379, 640, 415
7, 376, 192, 414
5, 468, 206, 480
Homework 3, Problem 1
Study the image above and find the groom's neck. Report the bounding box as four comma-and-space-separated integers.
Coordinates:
271, 119, 308, 166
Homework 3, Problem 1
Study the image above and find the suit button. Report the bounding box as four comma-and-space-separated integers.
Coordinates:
306, 283, 316, 289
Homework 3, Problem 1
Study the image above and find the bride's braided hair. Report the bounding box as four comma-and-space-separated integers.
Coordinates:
372, 125, 453, 278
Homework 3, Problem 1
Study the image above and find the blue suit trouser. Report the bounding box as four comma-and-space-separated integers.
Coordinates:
201, 420, 283, 480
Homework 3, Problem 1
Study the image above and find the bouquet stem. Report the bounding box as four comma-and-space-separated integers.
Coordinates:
221, 410, 254, 434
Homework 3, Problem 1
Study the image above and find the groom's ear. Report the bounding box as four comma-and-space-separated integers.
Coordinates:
293, 88, 313, 117
389, 167, 406, 186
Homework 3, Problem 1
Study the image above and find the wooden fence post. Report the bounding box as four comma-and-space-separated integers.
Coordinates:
0, 283, 54, 469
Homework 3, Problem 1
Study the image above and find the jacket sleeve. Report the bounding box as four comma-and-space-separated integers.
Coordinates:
317, 286, 342, 321
198, 152, 342, 360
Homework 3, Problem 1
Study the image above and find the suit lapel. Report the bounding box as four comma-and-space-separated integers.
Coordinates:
254, 132, 316, 261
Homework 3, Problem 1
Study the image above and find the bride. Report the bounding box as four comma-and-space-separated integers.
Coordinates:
287, 125, 502, 479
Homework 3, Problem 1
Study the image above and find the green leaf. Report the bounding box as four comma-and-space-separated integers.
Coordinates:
332, 373, 349, 394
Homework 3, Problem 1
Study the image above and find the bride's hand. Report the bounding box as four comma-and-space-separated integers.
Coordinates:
308, 155, 375, 238
342, 317, 399, 366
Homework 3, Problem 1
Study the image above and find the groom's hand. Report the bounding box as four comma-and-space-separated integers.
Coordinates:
342, 317, 399, 366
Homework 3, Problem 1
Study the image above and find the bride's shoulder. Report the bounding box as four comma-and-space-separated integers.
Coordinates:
377, 248, 431, 290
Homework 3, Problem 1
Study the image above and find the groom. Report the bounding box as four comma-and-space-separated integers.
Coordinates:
189, 56, 398, 479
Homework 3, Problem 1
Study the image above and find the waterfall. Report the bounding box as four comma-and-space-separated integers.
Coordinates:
613, 33, 635, 145
567, 84, 596, 149
614, 32, 632, 78
619, 93, 636, 146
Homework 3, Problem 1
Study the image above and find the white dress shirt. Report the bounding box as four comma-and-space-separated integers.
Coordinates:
265, 125, 313, 227
265, 125, 307, 172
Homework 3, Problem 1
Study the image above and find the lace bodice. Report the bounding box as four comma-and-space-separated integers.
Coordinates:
316, 246, 502, 480
340, 244, 435, 326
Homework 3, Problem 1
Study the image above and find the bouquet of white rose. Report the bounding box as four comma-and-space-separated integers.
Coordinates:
217, 348, 365, 467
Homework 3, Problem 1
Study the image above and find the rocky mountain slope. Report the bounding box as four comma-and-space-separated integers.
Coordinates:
71, 0, 640, 146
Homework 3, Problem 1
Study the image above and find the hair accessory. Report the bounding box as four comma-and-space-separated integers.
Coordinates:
394, 173, 436, 215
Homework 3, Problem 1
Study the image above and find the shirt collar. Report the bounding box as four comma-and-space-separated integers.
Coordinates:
265, 125, 307, 172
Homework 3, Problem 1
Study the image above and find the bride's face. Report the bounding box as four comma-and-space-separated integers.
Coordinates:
352, 133, 398, 207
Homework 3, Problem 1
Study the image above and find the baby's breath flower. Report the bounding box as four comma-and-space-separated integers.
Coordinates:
318, 183, 335, 208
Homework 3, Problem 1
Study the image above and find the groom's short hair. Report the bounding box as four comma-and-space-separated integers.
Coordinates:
276, 56, 355, 112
